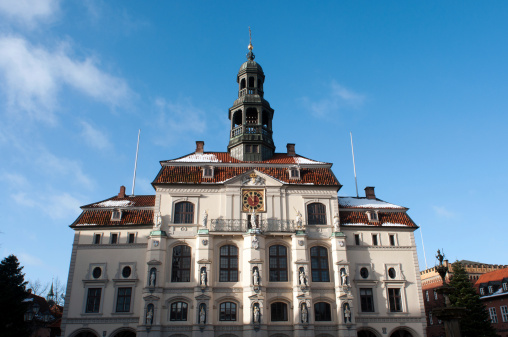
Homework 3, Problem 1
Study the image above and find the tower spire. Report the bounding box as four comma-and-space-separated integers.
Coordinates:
248, 27, 253, 51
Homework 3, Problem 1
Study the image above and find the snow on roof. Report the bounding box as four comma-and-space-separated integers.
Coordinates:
294, 156, 324, 164
171, 153, 221, 163
339, 197, 404, 209
341, 223, 408, 227
92, 200, 133, 208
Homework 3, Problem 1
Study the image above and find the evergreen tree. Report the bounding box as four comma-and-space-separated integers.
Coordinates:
0, 255, 29, 337
448, 261, 498, 337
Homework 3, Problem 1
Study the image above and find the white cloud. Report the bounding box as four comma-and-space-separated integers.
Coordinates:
0, 0, 59, 27
13, 191, 82, 219
18, 252, 45, 267
0, 35, 131, 124
433, 205, 455, 219
35, 150, 94, 188
0, 172, 29, 188
155, 97, 207, 136
80, 121, 112, 150
303, 80, 365, 118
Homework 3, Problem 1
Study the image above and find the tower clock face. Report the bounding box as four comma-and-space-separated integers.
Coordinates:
242, 190, 265, 212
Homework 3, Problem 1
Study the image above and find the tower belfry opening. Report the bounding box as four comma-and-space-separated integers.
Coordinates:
228, 32, 275, 161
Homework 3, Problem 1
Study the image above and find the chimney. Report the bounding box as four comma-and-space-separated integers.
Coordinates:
196, 141, 204, 154
286, 143, 295, 156
364, 186, 376, 199
118, 185, 126, 198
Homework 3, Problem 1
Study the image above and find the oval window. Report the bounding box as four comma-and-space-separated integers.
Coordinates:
122, 266, 132, 278
92, 267, 102, 279
388, 267, 396, 279
360, 267, 369, 279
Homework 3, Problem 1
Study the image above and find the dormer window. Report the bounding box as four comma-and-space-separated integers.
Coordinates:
111, 209, 122, 221
503, 282, 507, 291
367, 211, 379, 222
488, 286, 493, 294
289, 166, 300, 179
203, 166, 214, 178
480, 287, 485, 295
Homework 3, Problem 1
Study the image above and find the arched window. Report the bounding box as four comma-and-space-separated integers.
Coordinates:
246, 108, 258, 124
174, 202, 194, 224
314, 302, 332, 321
170, 302, 188, 321
262, 110, 269, 127
307, 203, 326, 225
171, 245, 191, 282
240, 78, 246, 89
310, 246, 330, 282
271, 302, 288, 321
249, 76, 255, 88
233, 110, 242, 127
269, 245, 288, 282
219, 302, 237, 321
258, 78, 263, 90
219, 245, 238, 282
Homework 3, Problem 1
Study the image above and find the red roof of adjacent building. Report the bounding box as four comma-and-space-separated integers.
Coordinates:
153, 166, 340, 186
163, 152, 329, 165
71, 209, 154, 227
339, 210, 416, 227
475, 267, 508, 285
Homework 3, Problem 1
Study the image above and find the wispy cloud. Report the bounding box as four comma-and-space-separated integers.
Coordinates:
18, 252, 45, 267
13, 191, 82, 219
302, 80, 365, 118
0, 0, 60, 28
0, 35, 132, 124
35, 149, 94, 188
80, 121, 112, 150
433, 205, 456, 219
0, 172, 29, 188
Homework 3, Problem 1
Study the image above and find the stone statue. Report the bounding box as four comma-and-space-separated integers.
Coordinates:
202, 210, 208, 228
341, 269, 348, 286
155, 212, 162, 229
344, 303, 351, 323
146, 305, 153, 325
250, 209, 257, 229
299, 269, 307, 286
201, 269, 207, 286
199, 305, 206, 324
253, 268, 259, 286
295, 210, 303, 228
149, 268, 156, 287
301, 304, 308, 323
253, 305, 260, 323
436, 249, 445, 265
251, 235, 259, 249
333, 213, 340, 231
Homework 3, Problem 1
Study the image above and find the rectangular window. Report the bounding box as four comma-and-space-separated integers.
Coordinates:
372, 234, 378, 246
489, 307, 498, 323
128, 233, 135, 244
429, 312, 433, 325
355, 234, 360, 246
93, 234, 101, 244
116, 287, 132, 312
389, 234, 396, 246
488, 286, 493, 294
500, 305, 508, 322
434, 290, 438, 300
503, 283, 508, 291
85, 288, 101, 313
360, 288, 375, 312
388, 288, 402, 312
110, 233, 118, 244
480, 287, 485, 295
170, 302, 188, 321
425, 290, 429, 302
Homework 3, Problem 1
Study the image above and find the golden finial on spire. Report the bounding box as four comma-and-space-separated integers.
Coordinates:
248, 26, 253, 51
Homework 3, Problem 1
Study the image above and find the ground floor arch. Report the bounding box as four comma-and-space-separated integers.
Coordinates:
358, 329, 380, 337
110, 328, 136, 337
69, 329, 99, 337
390, 328, 415, 337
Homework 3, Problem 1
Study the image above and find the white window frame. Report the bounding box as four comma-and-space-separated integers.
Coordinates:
480, 287, 485, 295
372, 233, 379, 246
388, 233, 397, 246
111, 209, 122, 221
425, 290, 429, 302
127, 232, 137, 244
367, 211, 379, 222
500, 305, 508, 323
110, 232, 120, 244
202, 166, 214, 178
93, 233, 103, 245
434, 290, 438, 300
503, 282, 507, 291
489, 307, 498, 323
488, 285, 493, 294
288, 166, 300, 179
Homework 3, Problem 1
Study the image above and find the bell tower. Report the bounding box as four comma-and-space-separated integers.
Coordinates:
228, 30, 275, 161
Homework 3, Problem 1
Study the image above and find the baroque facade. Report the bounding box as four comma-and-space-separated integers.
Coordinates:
61, 45, 426, 337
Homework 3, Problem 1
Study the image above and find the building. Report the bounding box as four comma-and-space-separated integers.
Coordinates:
420, 260, 508, 337
23, 288, 63, 337
475, 267, 508, 337
61, 44, 426, 337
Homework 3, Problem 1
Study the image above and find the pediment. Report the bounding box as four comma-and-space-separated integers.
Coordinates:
195, 294, 211, 301
225, 169, 283, 187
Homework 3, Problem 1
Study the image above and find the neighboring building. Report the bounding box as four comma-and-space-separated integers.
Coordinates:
475, 267, 508, 337
420, 260, 508, 337
61, 45, 426, 337
24, 289, 63, 337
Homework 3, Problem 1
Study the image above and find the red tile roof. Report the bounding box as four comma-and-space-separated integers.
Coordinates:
339, 210, 416, 227
71, 209, 154, 227
164, 152, 328, 165
153, 166, 339, 186
475, 267, 508, 285
82, 195, 155, 209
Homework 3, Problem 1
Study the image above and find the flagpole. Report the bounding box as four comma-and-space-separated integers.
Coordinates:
350, 132, 359, 197
131, 129, 140, 196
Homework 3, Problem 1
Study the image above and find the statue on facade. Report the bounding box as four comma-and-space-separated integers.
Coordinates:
301, 303, 308, 323
251, 235, 259, 249
253, 268, 260, 286
199, 305, 206, 324
200, 269, 207, 287
343, 303, 351, 323
253, 304, 260, 323
154, 212, 162, 229
146, 305, 154, 325
299, 269, 307, 287
149, 268, 156, 287
250, 209, 257, 229
436, 249, 445, 266
341, 268, 348, 286
202, 210, 208, 228
295, 210, 303, 229
333, 212, 340, 231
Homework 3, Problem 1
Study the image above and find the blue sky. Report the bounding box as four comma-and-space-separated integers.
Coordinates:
1, 1, 507, 291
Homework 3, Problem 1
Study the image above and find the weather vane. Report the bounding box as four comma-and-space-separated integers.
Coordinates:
248, 27, 253, 50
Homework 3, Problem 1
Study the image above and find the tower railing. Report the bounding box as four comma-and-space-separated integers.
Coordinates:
238, 88, 263, 98
230, 125, 273, 138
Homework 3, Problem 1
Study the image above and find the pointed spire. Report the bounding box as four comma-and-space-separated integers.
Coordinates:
48, 282, 54, 296
247, 27, 255, 61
